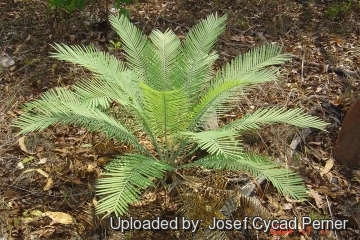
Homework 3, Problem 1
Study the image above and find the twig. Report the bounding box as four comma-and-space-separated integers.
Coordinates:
292, 55, 360, 79
301, 52, 305, 82
239, 176, 266, 197
3, 182, 91, 199
157, 16, 190, 30
326, 195, 339, 240
288, 128, 312, 158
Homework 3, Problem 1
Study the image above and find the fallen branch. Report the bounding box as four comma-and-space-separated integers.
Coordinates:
292, 55, 360, 79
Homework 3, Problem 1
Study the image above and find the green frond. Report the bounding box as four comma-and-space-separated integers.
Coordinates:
189, 45, 292, 130
234, 66, 281, 86
13, 114, 59, 135
50, 43, 127, 83
72, 75, 140, 109
182, 154, 308, 200
190, 80, 243, 129
224, 107, 329, 131
21, 87, 81, 111
243, 154, 308, 200
181, 130, 241, 156
96, 154, 173, 217
109, 14, 155, 82
149, 29, 181, 90
12, 88, 81, 133
206, 44, 291, 97
60, 109, 149, 154
14, 99, 149, 154
218, 44, 292, 78
140, 82, 191, 136
72, 79, 163, 156
174, 13, 226, 100
182, 13, 227, 59
72, 79, 116, 109
177, 52, 218, 101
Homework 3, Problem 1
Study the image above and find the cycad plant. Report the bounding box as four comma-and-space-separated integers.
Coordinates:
13, 13, 328, 217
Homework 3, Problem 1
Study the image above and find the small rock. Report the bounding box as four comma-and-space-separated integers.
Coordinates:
0, 54, 15, 68
333, 99, 360, 168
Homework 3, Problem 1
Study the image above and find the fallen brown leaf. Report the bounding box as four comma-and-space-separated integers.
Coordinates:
18, 136, 36, 154
43, 211, 73, 225
320, 158, 334, 176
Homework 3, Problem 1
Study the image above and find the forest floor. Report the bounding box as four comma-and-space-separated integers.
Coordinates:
1, 0, 360, 239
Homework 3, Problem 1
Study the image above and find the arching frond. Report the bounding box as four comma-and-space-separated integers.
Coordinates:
72, 75, 141, 109
71, 79, 121, 109
14, 95, 148, 154
178, 13, 226, 100
181, 130, 241, 156
149, 29, 181, 90
177, 52, 218, 101
182, 13, 227, 60
96, 154, 173, 217
210, 45, 292, 92
182, 153, 308, 200
224, 107, 329, 131
109, 14, 155, 83
217, 44, 292, 78
50, 43, 127, 83
20, 87, 81, 111
190, 80, 244, 129
188, 45, 292, 130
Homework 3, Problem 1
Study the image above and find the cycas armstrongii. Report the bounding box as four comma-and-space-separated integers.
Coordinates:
13, 13, 329, 217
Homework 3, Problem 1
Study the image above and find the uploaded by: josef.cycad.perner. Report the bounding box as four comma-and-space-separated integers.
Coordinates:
110, 216, 349, 234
